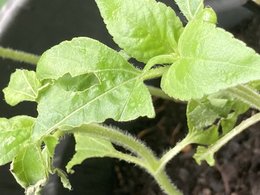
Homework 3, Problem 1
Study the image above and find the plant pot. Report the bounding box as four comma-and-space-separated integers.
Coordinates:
0, 0, 258, 195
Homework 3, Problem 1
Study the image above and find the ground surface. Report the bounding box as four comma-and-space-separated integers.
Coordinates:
113, 14, 260, 195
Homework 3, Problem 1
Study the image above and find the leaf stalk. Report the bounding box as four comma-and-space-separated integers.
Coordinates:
0, 46, 40, 65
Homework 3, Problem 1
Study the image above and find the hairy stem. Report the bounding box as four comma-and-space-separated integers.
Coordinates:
110, 151, 145, 168
70, 124, 182, 195
154, 169, 182, 195
0, 47, 40, 65
228, 85, 260, 111
71, 124, 158, 170
158, 134, 193, 172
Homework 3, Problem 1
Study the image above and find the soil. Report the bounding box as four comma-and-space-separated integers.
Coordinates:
113, 14, 260, 195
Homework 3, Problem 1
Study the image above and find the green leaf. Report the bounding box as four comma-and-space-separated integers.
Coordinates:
66, 132, 116, 173
96, 0, 183, 63
194, 146, 215, 166
161, 19, 260, 100
37, 37, 140, 81
43, 135, 58, 157
187, 98, 224, 145
188, 94, 249, 165
187, 98, 230, 131
174, 0, 204, 21
11, 144, 47, 190
3, 70, 41, 106
33, 38, 154, 139
0, 116, 34, 165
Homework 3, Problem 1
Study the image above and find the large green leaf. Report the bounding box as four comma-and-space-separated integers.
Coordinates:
11, 144, 47, 190
0, 116, 34, 165
34, 38, 154, 139
66, 132, 116, 173
3, 70, 41, 106
174, 0, 204, 21
96, 0, 183, 63
161, 19, 260, 100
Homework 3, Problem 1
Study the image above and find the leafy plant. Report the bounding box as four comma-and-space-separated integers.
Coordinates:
0, 0, 260, 194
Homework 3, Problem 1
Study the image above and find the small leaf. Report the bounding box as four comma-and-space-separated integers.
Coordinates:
54, 168, 72, 190
33, 38, 154, 139
11, 144, 47, 189
66, 132, 116, 173
174, 0, 204, 21
189, 94, 249, 165
0, 116, 34, 165
3, 70, 41, 106
43, 135, 58, 157
96, 0, 183, 62
161, 19, 260, 100
187, 98, 229, 131
194, 146, 215, 166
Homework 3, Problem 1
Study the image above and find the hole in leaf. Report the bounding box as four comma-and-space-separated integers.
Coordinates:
57, 73, 100, 92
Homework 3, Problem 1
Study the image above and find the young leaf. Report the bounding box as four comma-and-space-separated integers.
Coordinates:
0, 116, 34, 166
161, 19, 260, 100
11, 144, 47, 190
189, 95, 249, 165
193, 146, 215, 166
3, 70, 41, 106
174, 0, 204, 21
66, 133, 116, 173
33, 38, 154, 139
95, 0, 183, 63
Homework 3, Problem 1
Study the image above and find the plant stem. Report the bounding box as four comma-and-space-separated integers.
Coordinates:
71, 124, 159, 170
0, 46, 40, 65
70, 124, 182, 195
147, 85, 172, 100
154, 170, 182, 195
142, 66, 170, 80
143, 54, 177, 71
228, 85, 260, 111
197, 113, 260, 162
158, 134, 193, 172
110, 151, 145, 168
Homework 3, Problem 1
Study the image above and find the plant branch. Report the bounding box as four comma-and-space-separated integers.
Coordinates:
110, 151, 146, 168
70, 124, 159, 170
0, 47, 40, 65
158, 134, 193, 172
70, 124, 182, 195
228, 85, 260, 111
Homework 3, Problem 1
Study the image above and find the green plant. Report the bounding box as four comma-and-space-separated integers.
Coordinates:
0, 0, 260, 194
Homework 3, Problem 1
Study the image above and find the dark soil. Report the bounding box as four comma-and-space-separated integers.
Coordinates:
113, 14, 260, 195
